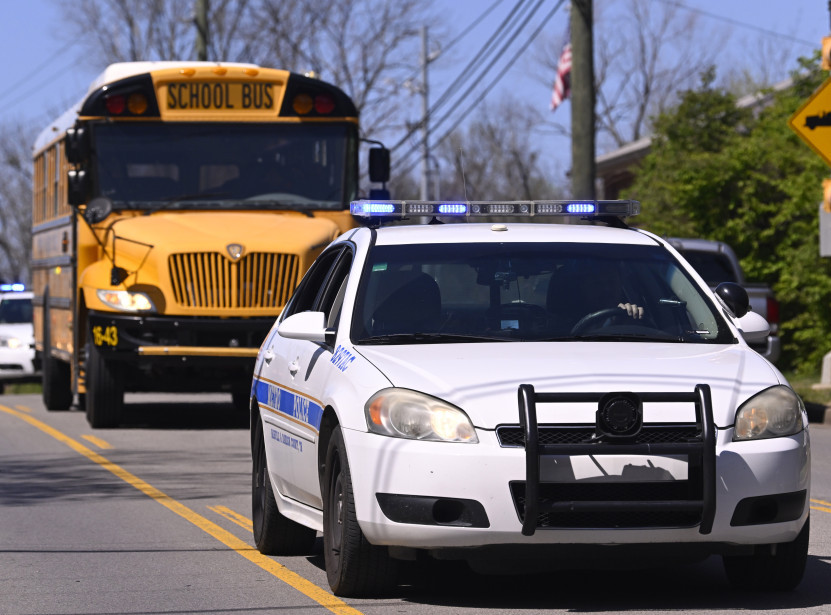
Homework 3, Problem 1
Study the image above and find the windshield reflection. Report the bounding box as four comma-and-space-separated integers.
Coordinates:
92, 122, 357, 210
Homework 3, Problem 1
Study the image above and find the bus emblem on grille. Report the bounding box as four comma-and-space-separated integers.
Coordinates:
226, 243, 245, 261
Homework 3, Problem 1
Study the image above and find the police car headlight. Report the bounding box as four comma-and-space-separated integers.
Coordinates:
0, 336, 24, 349
97, 290, 155, 312
365, 388, 478, 443
733, 385, 804, 441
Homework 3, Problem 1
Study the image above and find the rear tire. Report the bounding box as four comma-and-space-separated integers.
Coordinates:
251, 421, 316, 555
322, 426, 397, 597
85, 339, 124, 428
41, 305, 72, 411
723, 517, 809, 591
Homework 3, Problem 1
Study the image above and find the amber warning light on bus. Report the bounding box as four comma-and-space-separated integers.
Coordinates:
80, 74, 161, 118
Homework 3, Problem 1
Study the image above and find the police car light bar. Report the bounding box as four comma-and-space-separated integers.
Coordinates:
350, 200, 640, 219
0, 283, 25, 292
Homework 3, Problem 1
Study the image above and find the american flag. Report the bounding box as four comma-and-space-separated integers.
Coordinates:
550, 24, 571, 111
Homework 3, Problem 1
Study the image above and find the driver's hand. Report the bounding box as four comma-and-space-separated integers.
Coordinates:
618, 302, 644, 319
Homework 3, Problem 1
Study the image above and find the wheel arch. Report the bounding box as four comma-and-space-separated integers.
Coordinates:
318, 405, 340, 483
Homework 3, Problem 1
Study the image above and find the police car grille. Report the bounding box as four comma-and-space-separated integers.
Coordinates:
496, 424, 701, 447
169, 252, 300, 309
510, 481, 703, 529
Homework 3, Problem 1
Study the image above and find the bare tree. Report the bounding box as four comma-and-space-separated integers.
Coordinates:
0, 122, 36, 284
248, 0, 437, 140
53, 0, 435, 143
429, 97, 563, 202
537, 0, 726, 152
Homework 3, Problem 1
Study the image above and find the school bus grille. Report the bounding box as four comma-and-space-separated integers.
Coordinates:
168, 252, 300, 309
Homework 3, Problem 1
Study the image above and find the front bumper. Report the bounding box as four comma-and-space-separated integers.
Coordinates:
343, 426, 809, 551
87, 310, 273, 391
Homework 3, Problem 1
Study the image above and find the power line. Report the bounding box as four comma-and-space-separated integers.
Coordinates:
391, 0, 528, 154
395, 0, 565, 179
656, 0, 816, 47
394, 0, 546, 168
394, 0, 556, 174
0, 39, 78, 105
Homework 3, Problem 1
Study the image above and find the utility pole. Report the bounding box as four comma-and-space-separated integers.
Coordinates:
570, 0, 595, 199
195, 0, 209, 61
420, 26, 431, 200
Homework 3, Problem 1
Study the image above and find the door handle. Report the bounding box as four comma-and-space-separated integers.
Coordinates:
263, 349, 274, 364
288, 359, 299, 376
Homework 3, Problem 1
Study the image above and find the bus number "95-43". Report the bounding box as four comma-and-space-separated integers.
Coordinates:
92, 325, 118, 347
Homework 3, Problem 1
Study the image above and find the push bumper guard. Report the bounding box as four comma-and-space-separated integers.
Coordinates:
516, 384, 716, 536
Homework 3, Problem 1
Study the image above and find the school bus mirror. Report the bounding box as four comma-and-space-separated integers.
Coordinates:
84, 196, 114, 224
65, 127, 90, 164
67, 170, 91, 207
369, 147, 390, 183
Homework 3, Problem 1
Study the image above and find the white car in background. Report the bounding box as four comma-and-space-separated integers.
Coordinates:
0, 287, 39, 390
249, 200, 810, 597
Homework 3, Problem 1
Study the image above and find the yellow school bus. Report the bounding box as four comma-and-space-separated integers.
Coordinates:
32, 61, 387, 427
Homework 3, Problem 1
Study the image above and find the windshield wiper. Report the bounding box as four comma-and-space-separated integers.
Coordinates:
568, 332, 687, 342
356, 332, 513, 345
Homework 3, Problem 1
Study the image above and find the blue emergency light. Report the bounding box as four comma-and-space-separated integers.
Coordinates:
349, 200, 640, 220
0, 283, 25, 292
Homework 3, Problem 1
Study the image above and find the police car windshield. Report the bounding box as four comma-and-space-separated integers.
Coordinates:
92, 122, 357, 210
0, 296, 32, 324
352, 242, 735, 344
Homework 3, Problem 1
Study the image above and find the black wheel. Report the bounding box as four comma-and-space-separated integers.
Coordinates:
85, 339, 124, 428
41, 305, 72, 411
322, 426, 397, 597
251, 421, 316, 555
723, 517, 809, 591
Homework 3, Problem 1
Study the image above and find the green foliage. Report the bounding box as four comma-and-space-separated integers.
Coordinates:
625, 55, 831, 373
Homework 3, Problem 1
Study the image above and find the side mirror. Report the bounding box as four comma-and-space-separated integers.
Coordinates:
84, 196, 113, 224
67, 170, 90, 207
369, 147, 390, 183
277, 311, 335, 345
65, 127, 90, 165
736, 310, 770, 343
715, 282, 749, 318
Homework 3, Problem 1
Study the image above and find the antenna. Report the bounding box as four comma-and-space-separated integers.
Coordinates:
459, 147, 468, 201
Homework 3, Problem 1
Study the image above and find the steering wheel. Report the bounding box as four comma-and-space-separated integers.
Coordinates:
570, 307, 627, 335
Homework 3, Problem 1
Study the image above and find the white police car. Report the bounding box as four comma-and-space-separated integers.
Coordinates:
250, 200, 810, 597
0, 286, 39, 390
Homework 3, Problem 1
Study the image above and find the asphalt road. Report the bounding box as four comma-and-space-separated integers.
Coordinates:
1, 392, 829, 615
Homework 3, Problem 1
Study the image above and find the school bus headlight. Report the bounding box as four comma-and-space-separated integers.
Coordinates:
97, 290, 155, 313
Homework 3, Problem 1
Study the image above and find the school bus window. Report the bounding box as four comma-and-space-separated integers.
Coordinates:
52, 144, 60, 217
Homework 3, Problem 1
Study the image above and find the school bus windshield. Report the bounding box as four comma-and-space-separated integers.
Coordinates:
92, 122, 358, 210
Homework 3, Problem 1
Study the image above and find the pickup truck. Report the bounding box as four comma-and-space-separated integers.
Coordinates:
667, 237, 780, 363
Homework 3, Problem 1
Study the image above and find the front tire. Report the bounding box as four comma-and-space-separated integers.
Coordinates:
251, 420, 316, 555
85, 340, 124, 428
723, 517, 809, 591
322, 426, 397, 597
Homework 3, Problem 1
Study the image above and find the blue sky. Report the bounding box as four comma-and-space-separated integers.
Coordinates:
0, 0, 826, 170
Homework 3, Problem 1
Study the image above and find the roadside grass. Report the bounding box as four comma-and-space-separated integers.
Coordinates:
1, 382, 42, 395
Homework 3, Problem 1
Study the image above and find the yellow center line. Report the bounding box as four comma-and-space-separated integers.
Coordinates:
14, 405, 32, 413
208, 505, 254, 531
80, 434, 113, 449
811, 498, 831, 507
0, 404, 362, 615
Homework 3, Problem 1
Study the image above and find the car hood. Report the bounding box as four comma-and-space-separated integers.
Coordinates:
355, 342, 782, 429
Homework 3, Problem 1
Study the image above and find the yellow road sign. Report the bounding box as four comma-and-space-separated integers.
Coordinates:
790, 77, 831, 167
